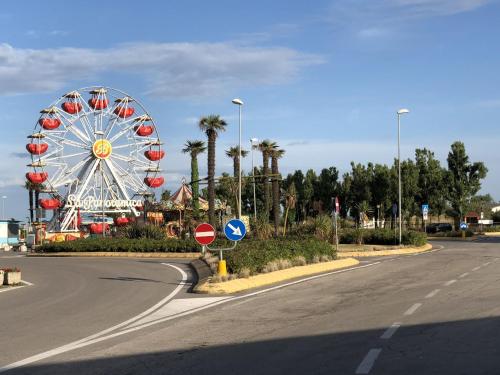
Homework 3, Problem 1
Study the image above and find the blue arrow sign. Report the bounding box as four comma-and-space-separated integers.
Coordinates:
224, 218, 247, 241
460, 222, 468, 230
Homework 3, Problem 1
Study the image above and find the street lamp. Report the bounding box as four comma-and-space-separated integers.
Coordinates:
95, 130, 106, 238
250, 137, 259, 221
397, 108, 410, 245
1, 196, 6, 220
232, 98, 244, 219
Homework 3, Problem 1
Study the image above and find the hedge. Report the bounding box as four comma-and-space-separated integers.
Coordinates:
225, 237, 336, 274
40, 238, 198, 253
429, 230, 474, 238
339, 228, 427, 246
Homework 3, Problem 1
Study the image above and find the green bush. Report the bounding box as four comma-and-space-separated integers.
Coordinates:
225, 237, 336, 274
40, 237, 198, 253
339, 228, 426, 246
124, 224, 167, 240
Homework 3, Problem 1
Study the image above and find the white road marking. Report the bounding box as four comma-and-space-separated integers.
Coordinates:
483, 262, 491, 266
21, 280, 34, 286
356, 348, 382, 374
0, 285, 25, 293
425, 289, 440, 299
444, 279, 457, 286
472, 266, 481, 271
404, 303, 422, 316
380, 323, 401, 339
458, 272, 469, 278
494, 258, 499, 262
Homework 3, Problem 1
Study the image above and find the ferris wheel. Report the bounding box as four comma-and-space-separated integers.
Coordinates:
25, 86, 165, 233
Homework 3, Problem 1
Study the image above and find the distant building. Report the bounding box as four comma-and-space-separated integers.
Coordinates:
0, 220, 20, 250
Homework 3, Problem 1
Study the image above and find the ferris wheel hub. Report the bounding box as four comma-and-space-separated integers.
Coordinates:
92, 139, 113, 159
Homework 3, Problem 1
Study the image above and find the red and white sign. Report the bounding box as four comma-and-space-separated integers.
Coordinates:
194, 223, 216, 245
335, 197, 340, 213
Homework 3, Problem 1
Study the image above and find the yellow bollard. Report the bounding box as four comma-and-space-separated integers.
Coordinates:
217, 260, 227, 276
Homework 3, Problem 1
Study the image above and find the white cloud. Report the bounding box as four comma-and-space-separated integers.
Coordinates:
0, 42, 323, 98
329, 0, 494, 37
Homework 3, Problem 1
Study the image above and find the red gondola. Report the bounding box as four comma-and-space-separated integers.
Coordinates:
134, 125, 154, 137
26, 172, 48, 184
26, 143, 48, 155
88, 98, 108, 110
38, 118, 61, 130
62, 102, 82, 114
144, 176, 164, 188
89, 223, 109, 234
114, 106, 135, 118
39, 198, 61, 210
114, 217, 130, 226
144, 150, 165, 161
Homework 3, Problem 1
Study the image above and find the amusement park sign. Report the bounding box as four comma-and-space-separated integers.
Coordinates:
66, 194, 142, 210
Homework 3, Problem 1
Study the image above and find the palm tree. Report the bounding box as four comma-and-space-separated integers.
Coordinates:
199, 115, 227, 226
182, 140, 206, 219
271, 146, 285, 236
258, 140, 276, 218
24, 181, 35, 223
225, 146, 249, 214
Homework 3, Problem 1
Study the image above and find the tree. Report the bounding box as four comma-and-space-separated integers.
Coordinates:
400, 159, 419, 226
446, 141, 488, 228
347, 162, 372, 223
160, 189, 172, 201
292, 170, 305, 222
225, 146, 249, 215
199, 115, 227, 226
270, 146, 285, 236
258, 140, 275, 218
415, 148, 446, 222
303, 169, 317, 218
283, 182, 297, 236
370, 164, 391, 227
182, 140, 206, 218
316, 167, 340, 213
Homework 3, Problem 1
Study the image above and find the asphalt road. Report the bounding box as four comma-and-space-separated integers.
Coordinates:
2, 239, 500, 374
0, 255, 193, 367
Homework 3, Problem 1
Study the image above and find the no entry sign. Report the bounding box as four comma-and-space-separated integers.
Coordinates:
194, 223, 216, 245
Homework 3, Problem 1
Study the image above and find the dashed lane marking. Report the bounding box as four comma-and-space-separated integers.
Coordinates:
356, 348, 382, 374
425, 289, 440, 299
483, 262, 491, 266
404, 303, 422, 316
444, 279, 457, 286
472, 266, 481, 271
458, 272, 469, 278
380, 323, 401, 339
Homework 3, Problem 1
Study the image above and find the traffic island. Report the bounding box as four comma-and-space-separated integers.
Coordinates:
194, 257, 359, 295
336, 243, 432, 258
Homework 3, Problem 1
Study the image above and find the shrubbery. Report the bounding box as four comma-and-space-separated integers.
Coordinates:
430, 229, 474, 238
225, 237, 335, 274
339, 228, 427, 246
40, 238, 198, 253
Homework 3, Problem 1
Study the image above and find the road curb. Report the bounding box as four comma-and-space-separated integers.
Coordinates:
189, 258, 212, 285
336, 243, 433, 258
27, 252, 200, 259
427, 236, 477, 242
194, 257, 360, 295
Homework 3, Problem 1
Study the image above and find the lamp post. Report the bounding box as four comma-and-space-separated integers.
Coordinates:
250, 138, 259, 221
397, 108, 409, 245
95, 130, 106, 238
232, 98, 243, 219
1, 196, 6, 220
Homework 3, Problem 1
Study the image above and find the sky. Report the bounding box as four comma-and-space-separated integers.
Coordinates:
1, 0, 500, 220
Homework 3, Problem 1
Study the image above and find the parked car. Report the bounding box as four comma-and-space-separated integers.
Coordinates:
426, 223, 453, 233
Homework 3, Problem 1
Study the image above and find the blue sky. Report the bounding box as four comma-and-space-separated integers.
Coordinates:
1, 0, 500, 220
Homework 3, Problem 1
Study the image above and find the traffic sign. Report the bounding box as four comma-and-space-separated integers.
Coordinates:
334, 197, 340, 214
194, 223, 216, 245
460, 222, 468, 230
422, 204, 429, 221
224, 218, 247, 241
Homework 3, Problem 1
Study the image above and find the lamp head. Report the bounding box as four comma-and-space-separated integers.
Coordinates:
250, 137, 259, 145
232, 98, 243, 106
397, 108, 410, 115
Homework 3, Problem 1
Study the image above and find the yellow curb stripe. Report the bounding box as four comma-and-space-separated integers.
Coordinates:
27, 252, 200, 259
195, 257, 360, 295
336, 244, 432, 258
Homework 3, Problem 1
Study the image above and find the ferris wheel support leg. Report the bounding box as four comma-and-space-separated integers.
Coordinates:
104, 159, 140, 217
60, 159, 100, 231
